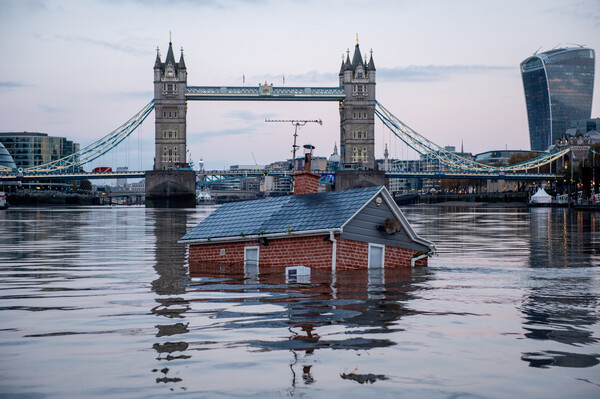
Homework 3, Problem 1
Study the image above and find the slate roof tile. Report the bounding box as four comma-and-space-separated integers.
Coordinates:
181, 186, 382, 241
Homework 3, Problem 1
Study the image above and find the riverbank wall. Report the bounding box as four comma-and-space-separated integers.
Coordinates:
417, 192, 528, 204
7, 193, 96, 206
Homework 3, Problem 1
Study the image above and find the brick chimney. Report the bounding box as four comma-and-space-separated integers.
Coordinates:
293, 144, 321, 195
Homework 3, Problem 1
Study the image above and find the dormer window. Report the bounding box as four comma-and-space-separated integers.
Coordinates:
356, 72, 364, 79
166, 71, 174, 78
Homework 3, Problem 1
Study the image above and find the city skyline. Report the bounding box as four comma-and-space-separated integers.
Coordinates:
1, 0, 599, 171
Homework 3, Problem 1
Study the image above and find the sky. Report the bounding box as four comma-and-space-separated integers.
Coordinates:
1, 0, 599, 171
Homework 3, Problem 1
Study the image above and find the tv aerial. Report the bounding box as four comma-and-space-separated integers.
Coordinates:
265, 119, 322, 171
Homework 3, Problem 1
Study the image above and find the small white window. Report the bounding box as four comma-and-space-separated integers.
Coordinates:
368, 244, 385, 298
368, 243, 385, 268
244, 246, 260, 282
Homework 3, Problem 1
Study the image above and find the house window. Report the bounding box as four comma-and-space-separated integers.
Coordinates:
244, 246, 260, 283
368, 244, 385, 299
368, 243, 385, 268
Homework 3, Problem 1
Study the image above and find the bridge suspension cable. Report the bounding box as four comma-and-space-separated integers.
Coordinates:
375, 101, 570, 173
24, 100, 155, 173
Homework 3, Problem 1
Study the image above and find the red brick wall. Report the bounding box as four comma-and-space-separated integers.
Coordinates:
189, 235, 334, 274
336, 238, 427, 269
292, 172, 321, 195
188, 234, 427, 273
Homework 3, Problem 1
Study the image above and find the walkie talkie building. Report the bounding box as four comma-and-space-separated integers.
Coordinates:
521, 47, 595, 151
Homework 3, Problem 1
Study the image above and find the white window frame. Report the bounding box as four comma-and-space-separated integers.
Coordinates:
368, 243, 385, 268
244, 246, 260, 282
244, 246, 260, 266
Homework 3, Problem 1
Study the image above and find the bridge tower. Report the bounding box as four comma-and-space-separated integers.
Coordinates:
145, 40, 195, 208
153, 41, 188, 170
339, 39, 376, 170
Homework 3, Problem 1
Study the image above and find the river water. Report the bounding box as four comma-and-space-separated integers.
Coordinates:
0, 204, 598, 398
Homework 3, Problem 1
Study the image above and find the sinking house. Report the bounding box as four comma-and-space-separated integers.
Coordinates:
180, 163, 435, 273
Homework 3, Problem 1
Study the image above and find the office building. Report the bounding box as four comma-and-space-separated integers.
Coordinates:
0, 142, 16, 170
521, 47, 595, 151
0, 132, 80, 170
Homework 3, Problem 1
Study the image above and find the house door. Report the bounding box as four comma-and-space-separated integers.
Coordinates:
244, 246, 260, 283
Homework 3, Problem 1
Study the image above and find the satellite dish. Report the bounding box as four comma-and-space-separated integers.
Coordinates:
382, 218, 402, 235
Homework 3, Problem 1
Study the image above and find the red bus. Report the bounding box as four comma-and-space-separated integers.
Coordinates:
92, 167, 112, 173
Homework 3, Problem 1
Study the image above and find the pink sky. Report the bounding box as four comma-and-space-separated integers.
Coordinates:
1, 0, 599, 171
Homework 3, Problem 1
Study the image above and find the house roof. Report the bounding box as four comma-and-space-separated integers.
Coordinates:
181, 186, 384, 241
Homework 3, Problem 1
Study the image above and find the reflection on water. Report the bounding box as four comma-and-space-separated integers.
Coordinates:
0, 205, 599, 398
522, 208, 599, 368
151, 209, 194, 385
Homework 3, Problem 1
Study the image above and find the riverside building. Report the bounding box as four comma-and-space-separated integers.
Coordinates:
520, 47, 595, 151
0, 132, 79, 170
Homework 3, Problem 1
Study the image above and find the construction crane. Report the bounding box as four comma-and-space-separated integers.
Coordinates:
265, 119, 322, 171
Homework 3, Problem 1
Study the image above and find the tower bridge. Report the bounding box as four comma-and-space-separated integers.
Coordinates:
0, 38, 572, 206
147, 38, 376, 206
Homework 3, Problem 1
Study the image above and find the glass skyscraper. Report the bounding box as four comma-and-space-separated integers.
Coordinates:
521, 47, 595, 151
0, 132, 79, 170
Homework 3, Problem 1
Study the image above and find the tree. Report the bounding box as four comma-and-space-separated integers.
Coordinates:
508, 151, 550, 173
79, 179, 92, 191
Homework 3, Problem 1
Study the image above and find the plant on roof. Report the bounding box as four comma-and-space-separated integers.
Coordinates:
240, 232, 247, 237
286, 225, 295, 235
413, 250, 435, 258
257, 230, 269, 236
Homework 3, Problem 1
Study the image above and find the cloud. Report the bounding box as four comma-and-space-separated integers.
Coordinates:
110, 90, 154, 100
0, 81, 28, 89
542, 1, 600, 28
55, 35, 147, 57
117, 0, 267, 10
38, 104, 66, 113
245, 64, 514, 86
188, 127, 249, 142
252, 70, 337, 85
224, 110, 273, 122
378, 65, 514, 82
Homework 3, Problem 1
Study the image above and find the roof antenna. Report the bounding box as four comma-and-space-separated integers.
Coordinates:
533, 46, 542, 55
169, 31, 172, 43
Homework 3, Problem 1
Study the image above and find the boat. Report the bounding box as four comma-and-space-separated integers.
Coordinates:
0, 191, 8, 210
196, 190, 215, 205
529, 186, 552, 207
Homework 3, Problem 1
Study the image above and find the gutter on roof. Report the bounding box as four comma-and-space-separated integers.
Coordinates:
178, 228, 343, 245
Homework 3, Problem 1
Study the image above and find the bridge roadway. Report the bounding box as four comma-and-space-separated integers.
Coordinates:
186, 86, 346, 101
0, 169, 559, 182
